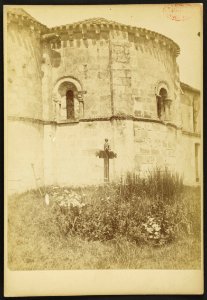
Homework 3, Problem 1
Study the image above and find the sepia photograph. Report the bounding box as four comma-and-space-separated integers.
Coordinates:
4, 3, 203, 296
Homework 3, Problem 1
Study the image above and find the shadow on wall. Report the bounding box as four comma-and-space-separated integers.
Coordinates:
50, 49, 61, 68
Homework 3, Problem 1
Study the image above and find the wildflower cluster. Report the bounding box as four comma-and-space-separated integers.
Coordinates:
46, 168, 185, 246
47, 187, 87, 235
141, 215, 174, 245
143, 216, 161, 237
58, 190, 86, 209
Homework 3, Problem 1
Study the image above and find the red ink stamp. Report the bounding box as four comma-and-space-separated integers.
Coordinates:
163, 4, 193, 21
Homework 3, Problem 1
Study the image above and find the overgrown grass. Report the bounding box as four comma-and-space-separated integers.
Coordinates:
7, 180, 201, 270
46, 169, 195, 246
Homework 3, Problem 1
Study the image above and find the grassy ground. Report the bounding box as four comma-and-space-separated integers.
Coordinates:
7, 187, 201, 270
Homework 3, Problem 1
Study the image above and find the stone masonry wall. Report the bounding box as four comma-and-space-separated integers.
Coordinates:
43, 35, 112, 120
180, 133, 201, 185
42, 23, 201, 187
134, 121, 181, 174
6, 11, 201, 193
129, 34, 179, 123
7, 21, 43, 119
110, 30, 133, 115
43, 26, 182, 187
6, 11, 45, 194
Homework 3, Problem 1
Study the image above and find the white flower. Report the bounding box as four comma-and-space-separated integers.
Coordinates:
68, 198, 83, 208
146, 227, 153, 233
60, 200, 66, 207
152, 223, 161, 231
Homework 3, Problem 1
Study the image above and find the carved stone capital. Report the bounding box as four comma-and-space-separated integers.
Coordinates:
52, 92, 61, 103
164, 98, 173, 108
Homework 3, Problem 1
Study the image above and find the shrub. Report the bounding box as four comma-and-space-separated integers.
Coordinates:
46, 167, 192, 246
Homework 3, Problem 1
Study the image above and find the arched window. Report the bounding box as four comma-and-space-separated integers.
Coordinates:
52, 77, 84, 121
156, 95, 162, 119
159, 88, 168, 98
155, 81, 172, 121
58, 82, 78, 120
156, 88, 167, 119
66, 90, 75, 119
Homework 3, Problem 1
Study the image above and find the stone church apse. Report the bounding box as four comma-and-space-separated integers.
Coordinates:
6, 8, 201, 194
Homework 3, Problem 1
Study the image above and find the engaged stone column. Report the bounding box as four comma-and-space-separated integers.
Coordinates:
78, 92, 84, 118
52, 92, 61, 121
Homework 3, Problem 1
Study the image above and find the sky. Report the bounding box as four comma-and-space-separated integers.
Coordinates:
14, 4, 202, 89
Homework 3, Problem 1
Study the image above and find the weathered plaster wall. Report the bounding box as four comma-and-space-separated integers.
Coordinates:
44, 119, 135, 187
181, 88, 200, 134
54, 121, 114, 186
181, 102, 194, 132
45, 119, 201, 188
180, 133, 201, 185
7, 120, 44, 194
181, 89, 194, 132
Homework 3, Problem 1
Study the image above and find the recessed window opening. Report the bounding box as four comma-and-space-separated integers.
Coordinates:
66, 89, 75, 119
157, 88, 168, 119
57, 81, 78, 120
53, 77, 84, 122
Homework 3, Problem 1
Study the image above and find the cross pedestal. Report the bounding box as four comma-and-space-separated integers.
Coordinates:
96, 142, 117, 183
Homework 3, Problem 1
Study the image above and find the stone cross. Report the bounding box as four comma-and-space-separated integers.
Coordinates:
96, 139, 117, 182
